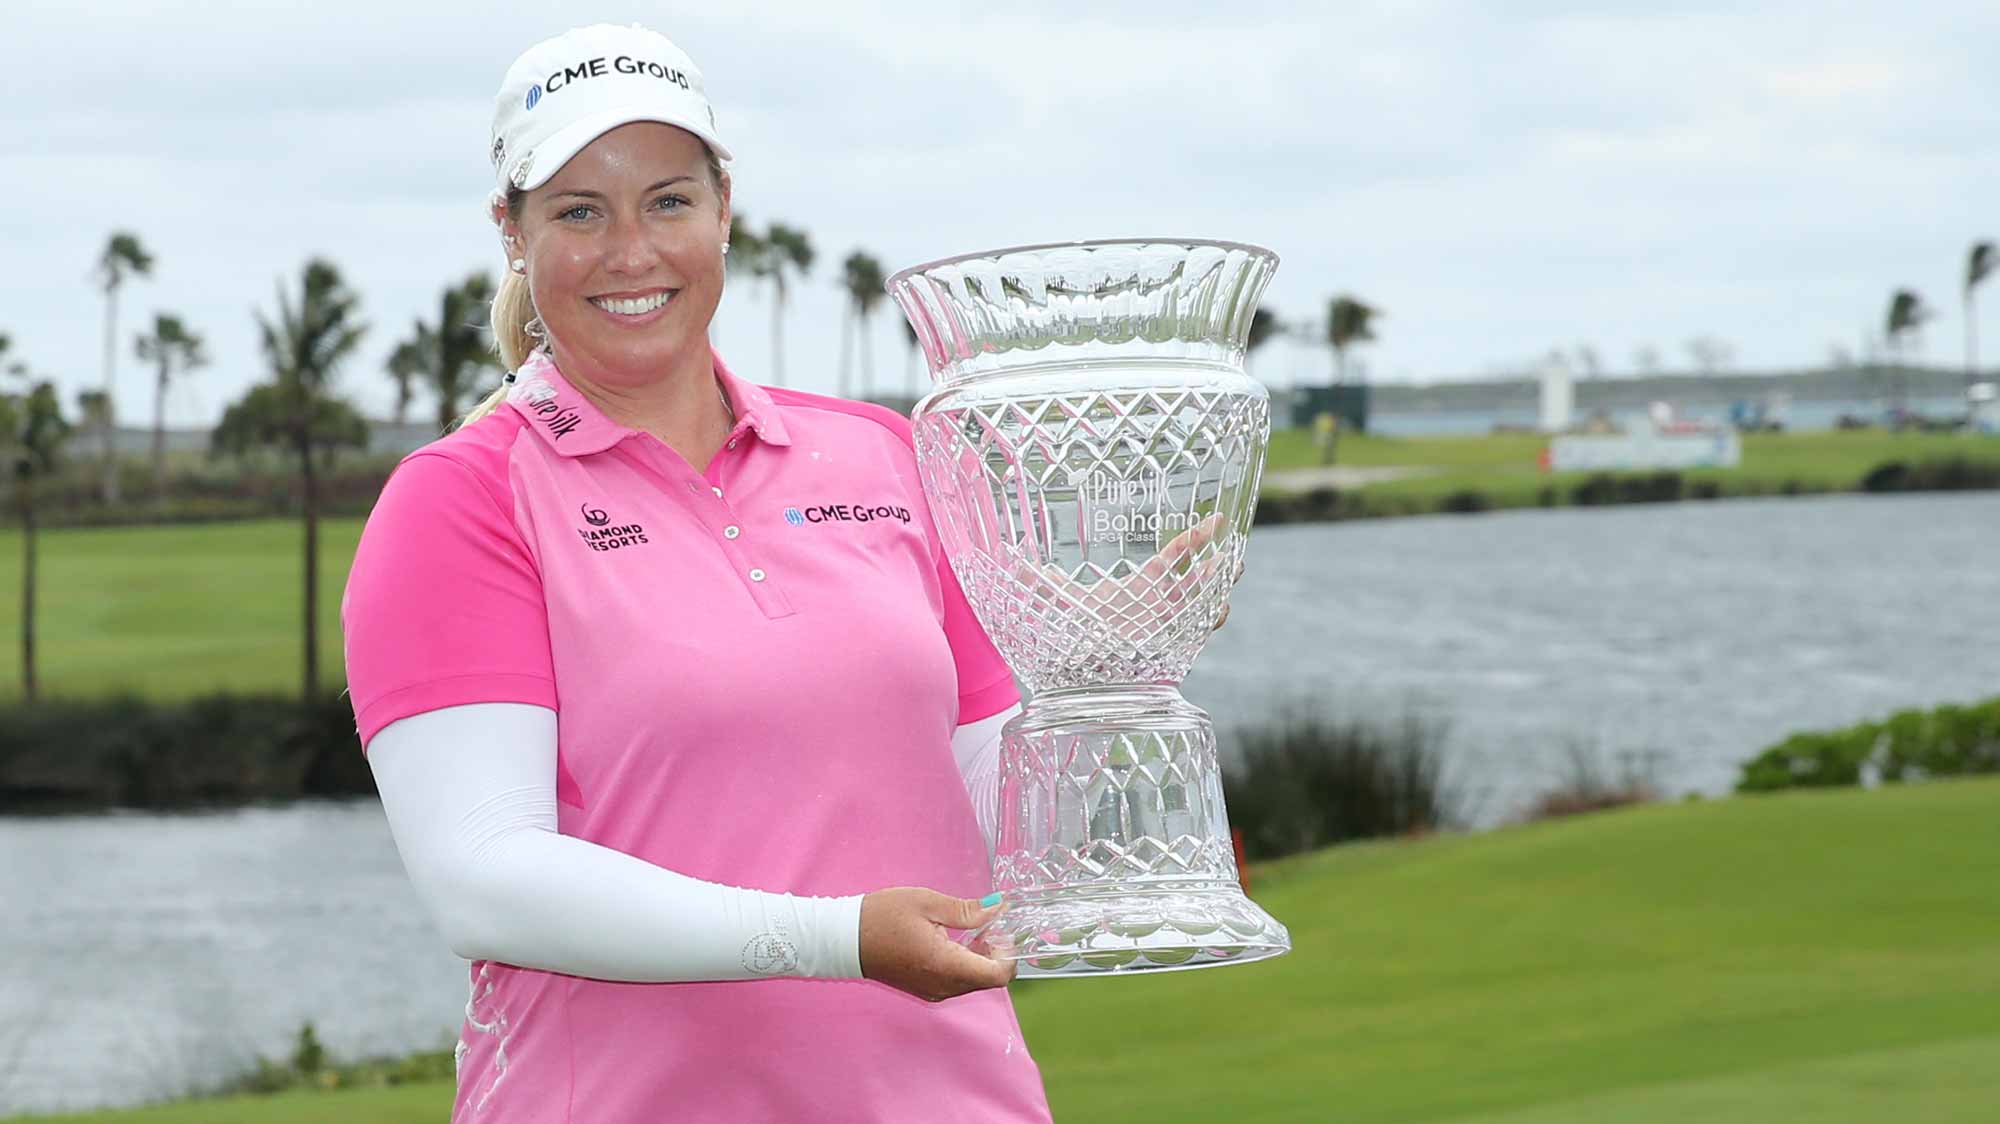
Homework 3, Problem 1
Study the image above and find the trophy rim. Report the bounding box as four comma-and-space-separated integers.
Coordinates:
884, 236, 1279, 293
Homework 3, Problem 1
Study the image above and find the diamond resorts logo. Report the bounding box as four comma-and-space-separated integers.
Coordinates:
576, 502, 648, 551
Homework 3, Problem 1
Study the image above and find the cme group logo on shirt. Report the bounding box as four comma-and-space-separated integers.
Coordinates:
576, 502, 650, 552
783, 501, 912, 527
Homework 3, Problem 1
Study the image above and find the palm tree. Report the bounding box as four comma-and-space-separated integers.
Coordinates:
1248, 308, 1283, 356
386, 329, 431, 426
214, 259, 369, 701
1885, 288, 1931, 420
1966, 242, 1994, 397
134, 314, 207, 503
436, 273, 499, 432
94, 232, 154, 504
725, 214, 770, 365
391, 273, 500, 435
0, 348, 73, 703
759, 223, 815, 388
75, 390, 113, 481
727, 213, 769, 277
1247, 307, 1282, 386
1323, 296, 1379, 466
1326, 295, 1378, 384
840, 251, 886, 400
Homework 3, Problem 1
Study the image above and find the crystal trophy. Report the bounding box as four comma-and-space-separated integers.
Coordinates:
888, 239, 1291, 977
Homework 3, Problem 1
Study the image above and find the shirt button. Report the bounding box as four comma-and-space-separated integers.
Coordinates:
727, 438, 739, 449
711, 485, 724, 498
724, 525, 741, 539
749, 567, 767, 582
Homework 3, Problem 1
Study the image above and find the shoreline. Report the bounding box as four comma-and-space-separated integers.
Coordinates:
1253, 452, 2000, 525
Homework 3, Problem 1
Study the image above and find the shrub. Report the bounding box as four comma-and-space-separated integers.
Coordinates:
1862, 456, 2000, 494
1569, 471, 1683, 507
1861, 461, 1910, 492
0, 453, 405, 530
1438, 489, 1493, 514
1737, 696, 2000, 793
210, 1021, 458, 1100
0, 691, 369, 812
1525, 738, 1660, 821
1221, 706, 1458, 860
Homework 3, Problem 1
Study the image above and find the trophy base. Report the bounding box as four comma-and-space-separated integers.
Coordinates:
983, 883, 1290, 978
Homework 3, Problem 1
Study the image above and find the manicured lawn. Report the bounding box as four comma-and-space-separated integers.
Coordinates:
1023, 776, 2000, 1122
9, 778, 1995, 1123
0, 519, 361, 704
1265, 426, 1993, 477
1264, 427, 2000, 514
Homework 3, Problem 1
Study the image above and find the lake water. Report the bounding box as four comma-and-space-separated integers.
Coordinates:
3, 492, 1996, 1115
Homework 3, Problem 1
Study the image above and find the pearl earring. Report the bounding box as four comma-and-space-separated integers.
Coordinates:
721, 242, 731, 257
510, 258, 526, 273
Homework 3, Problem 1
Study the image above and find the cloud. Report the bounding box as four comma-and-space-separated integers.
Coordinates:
4, 0, 1997, 430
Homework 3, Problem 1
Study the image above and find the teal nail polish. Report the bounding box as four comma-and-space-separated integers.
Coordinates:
979, 892, 1003, 908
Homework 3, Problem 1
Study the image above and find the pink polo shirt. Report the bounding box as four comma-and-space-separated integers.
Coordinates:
341, 347, 1049, 1123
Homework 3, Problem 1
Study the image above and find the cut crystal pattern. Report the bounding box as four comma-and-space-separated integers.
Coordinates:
891, 240, 1291, 977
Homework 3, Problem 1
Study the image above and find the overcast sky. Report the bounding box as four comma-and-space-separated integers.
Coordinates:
6, 0, 1997, 429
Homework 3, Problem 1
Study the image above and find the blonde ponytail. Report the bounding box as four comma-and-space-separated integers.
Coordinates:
490, 263, 542, 375
456, 194, 542, 431
455, 381, 512, 431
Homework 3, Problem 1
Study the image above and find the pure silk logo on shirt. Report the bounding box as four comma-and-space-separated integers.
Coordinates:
783, 502, 912, 527
516, 382, 582, 441
576, 502, 650, 551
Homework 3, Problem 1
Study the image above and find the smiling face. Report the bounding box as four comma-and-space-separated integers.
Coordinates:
496, 122, 730, 388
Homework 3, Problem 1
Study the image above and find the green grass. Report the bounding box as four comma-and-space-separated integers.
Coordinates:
1024, 778, 2000, 1122
0, 1085, 444, 1124
0, 519, 361, 705
1265, 427, 2000, 510
8, 779, 1996, 1123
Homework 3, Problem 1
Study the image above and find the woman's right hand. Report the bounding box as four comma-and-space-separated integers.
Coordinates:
858, 888, 1015, 1002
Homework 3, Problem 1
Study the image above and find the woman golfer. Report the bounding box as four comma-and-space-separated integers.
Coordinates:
341, 23, 1058, 1122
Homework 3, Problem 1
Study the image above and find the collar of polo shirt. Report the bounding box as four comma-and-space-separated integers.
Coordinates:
504, 348, 792, 456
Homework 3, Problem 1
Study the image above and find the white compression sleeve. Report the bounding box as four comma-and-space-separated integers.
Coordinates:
950, 702, 1020, 862
365, 702, 864, 983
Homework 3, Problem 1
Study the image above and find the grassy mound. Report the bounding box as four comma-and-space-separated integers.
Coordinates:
1024, 777, 2000, 1122
7, 778, 1995, 1123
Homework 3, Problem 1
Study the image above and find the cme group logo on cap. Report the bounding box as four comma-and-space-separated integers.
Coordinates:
525, 83, 544, 110
783, 507, 806, 527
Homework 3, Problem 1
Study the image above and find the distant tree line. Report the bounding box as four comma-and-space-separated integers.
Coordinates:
4, 230, 1993, 706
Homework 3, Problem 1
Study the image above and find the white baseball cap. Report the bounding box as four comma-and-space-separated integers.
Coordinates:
488, 23, 731, 203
